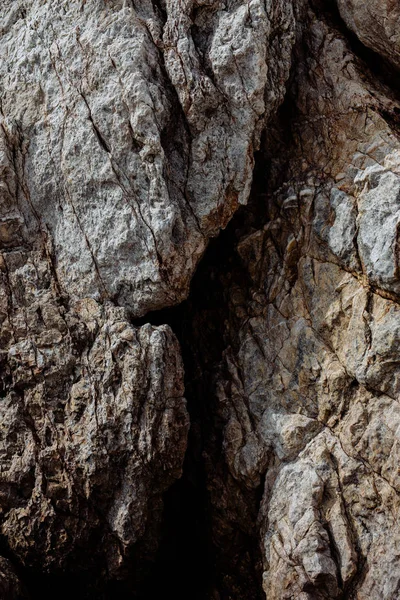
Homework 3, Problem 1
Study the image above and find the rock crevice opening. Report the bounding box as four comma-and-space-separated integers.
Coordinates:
1, 0, 400, 598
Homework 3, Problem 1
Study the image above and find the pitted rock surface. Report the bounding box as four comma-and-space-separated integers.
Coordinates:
189, 5, 400, 599
1, 1, 400, 599
0, 241, 189, 581
0, 0, 295, 317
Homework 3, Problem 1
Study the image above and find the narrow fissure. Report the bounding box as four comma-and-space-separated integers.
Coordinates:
131, 229, 249, 600
2, 71, 300, 598
130, 136, 281, 599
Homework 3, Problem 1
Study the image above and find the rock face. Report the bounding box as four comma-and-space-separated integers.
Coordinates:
337, 0, 400, 69
1, 0, 400, 599
0, 0, 295, 317
0, 237, 189, 584
194, 3, 400, 598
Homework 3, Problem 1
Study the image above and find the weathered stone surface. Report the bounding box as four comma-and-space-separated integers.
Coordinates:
1, 0, 400, 598
192, 5, 400, 599
337, 0, 400, 69
0, 200, 189, 584
0, 0, 297, 592
0, 0, 295, 317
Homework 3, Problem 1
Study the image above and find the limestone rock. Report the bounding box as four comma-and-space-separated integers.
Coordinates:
1, 0, 400, 598
0, 0, 295, 317
0, 218, 189, 583
336, 0, 400, 69
0, 0, 296, 592
193, 5, 400, 599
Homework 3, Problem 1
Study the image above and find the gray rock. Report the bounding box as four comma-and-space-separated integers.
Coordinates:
0, 0, 295, 317
356, 161, 400, 294
2, 0, 400, 598
198, 8, 400, 599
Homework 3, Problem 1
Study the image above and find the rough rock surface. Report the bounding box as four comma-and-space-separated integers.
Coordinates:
0, 237, 189, 583
0, 0, 295, 317
193, 3, 400, 598
337, 0, 400, 69
1, 0, 400, 599
0, 558, 28, 599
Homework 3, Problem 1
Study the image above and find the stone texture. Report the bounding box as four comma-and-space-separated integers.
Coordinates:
1, 0, 400, 598
0, 0, 296, 592
0, 238, 189, 582
0, 0, 295, 317
337, 0, 400, 69
192, 4, 400, 599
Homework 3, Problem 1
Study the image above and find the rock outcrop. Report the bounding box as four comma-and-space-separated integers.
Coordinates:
337, 0, 400, 69
0, 0, 295, 316
1, 0, 400, 599
192, 3, 400, 598
0, 234, 189, 585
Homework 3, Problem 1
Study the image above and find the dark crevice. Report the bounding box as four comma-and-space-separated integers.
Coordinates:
4, 2, 400, 599
128, 237, 250, 600
131, 43, 323, 596
129, 144, 275, 600
80, 93, 111, 155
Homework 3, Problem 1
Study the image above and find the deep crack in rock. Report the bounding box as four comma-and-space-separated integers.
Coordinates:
1, 0, 400, 598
